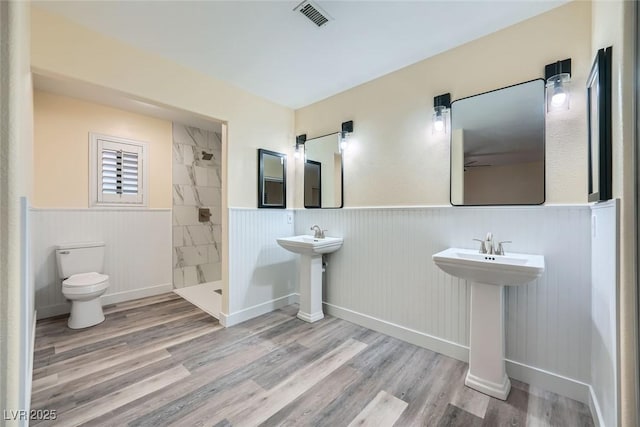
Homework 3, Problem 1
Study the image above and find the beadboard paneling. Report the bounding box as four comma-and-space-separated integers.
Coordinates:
228, 209, 296, 316
590, 200, 618, 426
31, 209, 172, 316
295, 205, 592, 383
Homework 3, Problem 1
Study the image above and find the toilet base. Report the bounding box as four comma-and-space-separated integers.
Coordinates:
68, 298, 105, 329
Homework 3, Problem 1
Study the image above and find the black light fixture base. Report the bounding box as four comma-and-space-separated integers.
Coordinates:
545, 58, 571, 80
434, 93, 451, 109
341, 121, 354, 133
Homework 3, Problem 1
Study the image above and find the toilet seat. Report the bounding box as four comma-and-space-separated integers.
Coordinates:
62, 272, 109, 295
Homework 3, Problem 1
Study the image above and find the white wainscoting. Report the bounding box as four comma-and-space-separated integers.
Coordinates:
31, 208, 172, 318
295, 205, 592, 401
225, 208, 297, 326
589, 200, 618, 427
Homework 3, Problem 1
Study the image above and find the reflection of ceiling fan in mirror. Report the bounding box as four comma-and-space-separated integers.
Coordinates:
464, 160, 491, 171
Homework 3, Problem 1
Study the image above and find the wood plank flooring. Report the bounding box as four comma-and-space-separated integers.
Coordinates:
31, 293, 594, 426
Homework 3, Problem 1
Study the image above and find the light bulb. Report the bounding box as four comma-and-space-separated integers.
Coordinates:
294, 149, 300, 159
340, 139, 348, 150
551, 90, 567, 107
434, 117, 445, 132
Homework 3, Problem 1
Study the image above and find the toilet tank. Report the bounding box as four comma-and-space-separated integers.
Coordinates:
56, 242, 105, 279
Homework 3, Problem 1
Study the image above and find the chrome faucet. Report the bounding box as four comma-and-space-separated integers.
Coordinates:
494, 241, 511, 256
472, 232, 511, 255
310, 225, 326, 239
473, 232, 495, 254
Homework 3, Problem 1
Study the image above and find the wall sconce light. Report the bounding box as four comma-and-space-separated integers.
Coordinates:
433, 93, 451, 134
340, 120, 354, 151
545, 58, 571, 112
295, 134, 306, 159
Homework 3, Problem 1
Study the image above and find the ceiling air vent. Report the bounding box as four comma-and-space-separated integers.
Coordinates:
294, 0, 333, 27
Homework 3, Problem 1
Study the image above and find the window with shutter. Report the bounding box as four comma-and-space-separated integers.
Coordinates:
89, 133, 148, 207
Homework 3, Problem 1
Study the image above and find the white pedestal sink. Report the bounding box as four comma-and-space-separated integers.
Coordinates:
432, 247, 544, 400
276, 235, 343, 323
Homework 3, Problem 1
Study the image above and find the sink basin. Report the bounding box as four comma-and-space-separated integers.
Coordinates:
277, 235, 343, 255
432, 247, 544, 286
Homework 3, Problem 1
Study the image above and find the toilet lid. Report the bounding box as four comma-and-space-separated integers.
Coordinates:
63, 272, 109, 287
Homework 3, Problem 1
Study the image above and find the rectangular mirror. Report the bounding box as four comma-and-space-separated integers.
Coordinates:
304, 133, 343, 208
258, 149, 286, 208
450, 79, 545, 206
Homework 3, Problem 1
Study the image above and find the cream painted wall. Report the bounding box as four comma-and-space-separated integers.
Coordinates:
295, 1, 591, 207
592, 1, 637, 426
33, 90, 172, 208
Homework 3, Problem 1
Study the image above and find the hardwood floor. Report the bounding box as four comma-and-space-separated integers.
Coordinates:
31, 293, 594, 426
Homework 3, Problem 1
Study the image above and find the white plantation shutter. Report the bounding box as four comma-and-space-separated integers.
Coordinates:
90, 133, 147, 206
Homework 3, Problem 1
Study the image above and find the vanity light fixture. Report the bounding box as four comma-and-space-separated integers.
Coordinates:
340, 120, 354, 151
433, 93, 451, 134
545, 58, 571, 112
295, 134, 306, 159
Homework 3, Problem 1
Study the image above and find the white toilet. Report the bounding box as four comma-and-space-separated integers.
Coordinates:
55, 241, 110, 329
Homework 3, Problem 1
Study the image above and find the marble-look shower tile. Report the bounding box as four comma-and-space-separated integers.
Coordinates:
183, 266, 199, 286
176, 245, 209, 267
173, 227, 184, 248
184, 225, 209, 246
173, 268, 184, 288
173, 123, 196, 146
173, 206, 199, 226
207, 207, 222, 225
173, 164, 195, 186
194, 187, 220, 206
193, 166, 209, 186
172, 142, 184, 164
199, 262, 222, 282
177, 185, 200, 206
172, 185, 184, 206
183, 144, 196, 165
213, 132, 223, 151
207, 168, 222, 188
208, 243, 221, 263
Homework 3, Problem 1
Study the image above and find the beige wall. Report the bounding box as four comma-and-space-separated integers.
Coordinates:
33, 90, 172, 208
592, 1, 637, 425
295, 1, 591, 207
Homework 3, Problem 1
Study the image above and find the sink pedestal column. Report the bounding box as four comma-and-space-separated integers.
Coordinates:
466, 282, 511, 400
297, 254, 324, 323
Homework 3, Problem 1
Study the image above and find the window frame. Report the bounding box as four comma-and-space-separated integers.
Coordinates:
89, 132, 149, 208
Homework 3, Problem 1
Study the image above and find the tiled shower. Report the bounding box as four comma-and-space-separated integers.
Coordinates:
172, 123, 223, 288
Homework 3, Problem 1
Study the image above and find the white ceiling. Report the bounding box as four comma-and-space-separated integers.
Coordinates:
35, 0, 567, 109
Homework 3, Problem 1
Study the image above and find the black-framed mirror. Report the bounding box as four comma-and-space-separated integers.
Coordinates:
587, 46, 612, 202
450, 79, 545, 206
258, 149, 286, 208
304, 133, 343, 208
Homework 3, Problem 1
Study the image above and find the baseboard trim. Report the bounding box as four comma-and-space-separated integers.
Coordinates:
324, 302, 592, 405
588, 385, 605, 427
102, 283, 173, 306
36, 283, 174, 319
323, 302, 469, 362
504, 359, 590, 404
220, 293, 299, 327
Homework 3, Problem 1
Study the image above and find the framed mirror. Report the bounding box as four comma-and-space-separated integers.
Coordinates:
304, 133, 343, 208
258, 149, 286, 208
450, 79, 545, 206
587, 46, 612, 202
